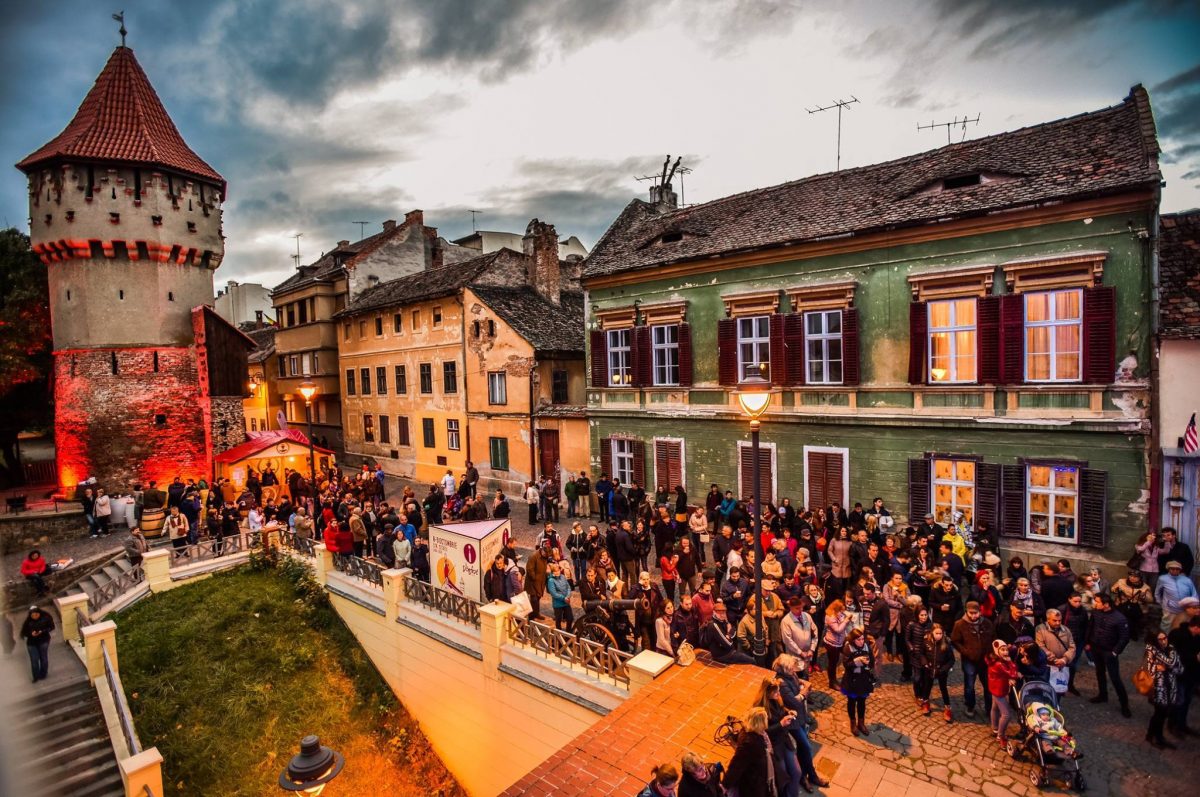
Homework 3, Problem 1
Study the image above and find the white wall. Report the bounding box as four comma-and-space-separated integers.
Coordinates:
1160, 339, 1200, 449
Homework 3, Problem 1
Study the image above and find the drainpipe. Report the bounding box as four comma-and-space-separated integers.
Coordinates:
458, 295, 471, 464
1147, 195, 1162, 530
530, 360, 538, 481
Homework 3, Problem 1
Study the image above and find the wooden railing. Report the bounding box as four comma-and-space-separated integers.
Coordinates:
74, 606, 88, 646
280, 530, 317, 557
400, 575, 481, 627
87, 562, 145, 614
332, 553, 384, 587
101, 639, 141, 757
174, 530, 260, 563
506, 615, 633, 688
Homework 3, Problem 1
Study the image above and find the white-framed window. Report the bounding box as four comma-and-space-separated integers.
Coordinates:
1024, 289, 1082, 382
447, 419, 461, 451
301, 352, 313, 376
488, 371, 507, 405
606, 329, 632, 386
651, 324, 679, 386
928, 298, 977, 383
737, 315, 771, 381
612, 439, 635, 485
932, 458, 975, 525
804, 310, 843, 384
1027, 464, 1078, 542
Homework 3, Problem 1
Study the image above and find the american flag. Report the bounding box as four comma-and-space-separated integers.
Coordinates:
1186, 413, 1199, 454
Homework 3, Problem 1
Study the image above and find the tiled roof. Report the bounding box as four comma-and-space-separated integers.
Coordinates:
1160, 210, 1200, 339
16, 47, 225, 190
337, 249, 515, 317
470, 286, 585, 354
270, 233, 383, 296
243, 326, 277, 364
584, 86, 1161, 279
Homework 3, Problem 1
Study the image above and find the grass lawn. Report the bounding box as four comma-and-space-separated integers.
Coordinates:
115, 558, 464, 796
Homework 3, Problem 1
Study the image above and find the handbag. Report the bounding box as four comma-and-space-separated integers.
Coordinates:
1132, 668, 1154, 695
1125, 550, 1142, 571
510, 593, 533, 618
1048, 665, 1070, 694
675, 642, 696, 666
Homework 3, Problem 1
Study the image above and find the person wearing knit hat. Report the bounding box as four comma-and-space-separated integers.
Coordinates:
986, 638, 1019, 744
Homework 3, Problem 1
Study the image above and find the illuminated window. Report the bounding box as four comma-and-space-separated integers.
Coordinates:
1027, 464, 1078, 542
931, 459, 975, 525
1025, 289, 1082, 382
928, 299, 976, 383
363, 414, 374, 443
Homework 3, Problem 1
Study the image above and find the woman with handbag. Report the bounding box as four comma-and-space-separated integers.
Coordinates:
1143, 630, 1184, 749
841, 628, 876, 736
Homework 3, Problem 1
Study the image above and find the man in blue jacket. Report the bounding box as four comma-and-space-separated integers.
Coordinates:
596, 474, 613, 523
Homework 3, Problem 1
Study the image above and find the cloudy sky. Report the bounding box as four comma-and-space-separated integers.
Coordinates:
2, 0, 1198, 291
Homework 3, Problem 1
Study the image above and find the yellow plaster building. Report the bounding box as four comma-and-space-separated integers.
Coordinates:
338, 220, 589, 497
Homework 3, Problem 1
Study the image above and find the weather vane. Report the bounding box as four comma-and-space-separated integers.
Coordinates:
112, 11, 127, 47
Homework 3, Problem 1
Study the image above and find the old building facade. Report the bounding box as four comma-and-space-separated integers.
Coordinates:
338, 220, 588, 495
583, 88, 1162, 574
16, 45, 250, 490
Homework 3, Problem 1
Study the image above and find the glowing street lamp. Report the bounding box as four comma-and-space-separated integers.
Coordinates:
736, 363, 772, 663
279, 735, 343, 794
298, 381, 319, 489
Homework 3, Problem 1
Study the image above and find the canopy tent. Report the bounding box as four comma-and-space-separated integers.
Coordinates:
213, 429, 335, 491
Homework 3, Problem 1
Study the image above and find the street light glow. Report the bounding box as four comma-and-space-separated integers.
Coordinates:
298, 381, 318, 403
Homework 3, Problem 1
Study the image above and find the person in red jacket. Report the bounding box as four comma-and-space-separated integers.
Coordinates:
326, 521, 353, 556
987, 639, 1020, 744
21, 550, 50, 597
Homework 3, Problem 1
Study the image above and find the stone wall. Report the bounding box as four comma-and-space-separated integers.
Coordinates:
209, 396, 247, 454
0, 507, 87, 555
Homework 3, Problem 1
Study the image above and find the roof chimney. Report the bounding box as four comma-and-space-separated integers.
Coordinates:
337, 240, 350, 248
649, 182, 678, 211
404, 209, 424, 227
382, 219, 397, 231
523, 218, 561, 307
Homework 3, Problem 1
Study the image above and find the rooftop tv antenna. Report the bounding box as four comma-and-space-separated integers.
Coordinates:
291, 233, 303, 267
918, 114, 981, 145
469, 210, 481, 231
352, 221, 368, 240
112, 11, 127, 47
635, 155, 693, 204
806, 97, 860, 172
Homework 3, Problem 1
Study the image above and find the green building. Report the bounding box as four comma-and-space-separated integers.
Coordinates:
582, 87, 1162, 575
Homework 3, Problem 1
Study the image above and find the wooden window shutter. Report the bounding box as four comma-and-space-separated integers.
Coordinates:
655, 440, 683, 490
807, 451, 827, 511
1000, 294, 1025, 384
677, 323, 694, 386
600, 437, 613, 478
769, 313, 787, 386
908, 457, 930, 525
632, 325, 652, 387
632, 440, 646, 488
717, 318, 738, 386
1000, 463, 1026, 537
784, 313, 806, 385
977, 295, 1001, 384
589, 330, 606, 387
1078, 468, 1108, 548
908, 302, 927, 384
975, 462, 1001, 532
1082, 286, 1116, 385
842, 307, 861, 386
741, 445, 773, 504
826, 452, 843, 506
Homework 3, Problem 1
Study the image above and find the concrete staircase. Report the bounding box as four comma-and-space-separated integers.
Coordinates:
63, 553, 138, 606
6, 674, 124, 797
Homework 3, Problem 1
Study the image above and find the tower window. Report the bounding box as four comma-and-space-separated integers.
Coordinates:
168, 292, 174, 302
66, 290, 71, 301
137, 241, 150, 260
110, 352, 119, 374
154, 414, 167, 427
119, 289, 125, 300
86, 166, 96, 199
187, 221, 196, 232
151, 216, 163, 226
153, 352, 159, 372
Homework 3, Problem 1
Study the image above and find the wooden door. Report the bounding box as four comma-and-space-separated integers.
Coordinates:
655, 440, 683, 492
537, 429, 560, 483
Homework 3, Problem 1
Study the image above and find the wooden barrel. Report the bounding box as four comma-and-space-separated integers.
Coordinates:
141, 507, 167, 538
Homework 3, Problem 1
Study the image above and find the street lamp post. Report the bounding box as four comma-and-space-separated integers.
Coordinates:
298, 381, 319, 493
279, 734, 343, 794
737, 364, 773, 665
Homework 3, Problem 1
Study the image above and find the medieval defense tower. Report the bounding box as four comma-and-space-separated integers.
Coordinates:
16, 45, 251, 491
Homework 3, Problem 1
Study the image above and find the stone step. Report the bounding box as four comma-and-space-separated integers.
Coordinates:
100, 563, 126, 583
8, 676, 91, 711
8, 680, 96, 721
16, 733, 115, 778
23, 742, 122, 796
113, 556, 133, 574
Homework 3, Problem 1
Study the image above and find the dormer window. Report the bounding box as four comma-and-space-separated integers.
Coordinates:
660, 231, 684, 244
942, 174, 982, 190
916, 171, 1017, 196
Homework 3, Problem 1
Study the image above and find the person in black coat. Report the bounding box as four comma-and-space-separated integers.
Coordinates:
841, 628, 876, 736
915, 624, 956, 720
484, 555, 510, 602
995, 603, 1035, 645
1086, 593, 1131, 716
722, 708, 779, 797
615, 521, 639, 586
21, 605, 55, 682
678, 753, 723, 797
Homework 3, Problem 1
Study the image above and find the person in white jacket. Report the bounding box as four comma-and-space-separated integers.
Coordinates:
781, 596, 819, 673
93, 489, 112, 537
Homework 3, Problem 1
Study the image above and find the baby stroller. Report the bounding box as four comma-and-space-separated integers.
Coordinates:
1006, 680, 1085, 791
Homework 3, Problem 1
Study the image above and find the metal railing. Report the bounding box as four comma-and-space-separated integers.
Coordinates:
280, 530, 317, 557
400, 575, 481, 627
172, 530, 260, 564
74, 606, 88, 645
331, 553, 384, 587
506, 615, 633, 688
101, 639, 142, 757
87, 563, 145, 614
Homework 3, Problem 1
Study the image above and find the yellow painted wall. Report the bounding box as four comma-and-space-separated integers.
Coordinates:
339, 296, 468, 485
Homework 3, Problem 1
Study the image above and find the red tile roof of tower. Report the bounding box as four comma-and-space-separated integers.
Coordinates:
16, 47, 225, 192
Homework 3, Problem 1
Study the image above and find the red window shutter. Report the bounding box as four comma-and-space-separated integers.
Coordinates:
784, 313, 806, 385
976, 462, 1001, 532
589, 330, 606, 387
740, 445, 754, 500
632, 325, 652, 387
977, 295, 1001, 384
655, 440, 683, 490
1078, 468, 1108, 548
769, 313, 786, 386
908, 301, 927, 384
1000, 294, 1025, 384
677, 323, 694, 386
632, 440, 646, 488
825, 452, 843, 506
842, 307, 860, 386
1082, 286, 1116, 385
600, 437, 612, 478
1000, 464, 1025, 537
807, 451, 827, 511
717, 318, 737, 386
907, 457, 930, 525
741, 445, 773, 504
